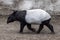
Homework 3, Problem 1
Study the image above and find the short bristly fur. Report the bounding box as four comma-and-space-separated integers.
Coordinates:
7, 9, 55, 34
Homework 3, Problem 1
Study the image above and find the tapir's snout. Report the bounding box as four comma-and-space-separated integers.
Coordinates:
7, 20, 10, 24
7, 18, 15, 24
7, 18, 12, 24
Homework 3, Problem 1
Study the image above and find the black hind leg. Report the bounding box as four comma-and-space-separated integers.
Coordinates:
27, 24, 36, 32
45, 23, 55, 34
37, 24, 44, 33
44, 19, 55, 34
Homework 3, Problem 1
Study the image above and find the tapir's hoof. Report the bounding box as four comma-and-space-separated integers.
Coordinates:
51, 32, 55, 34
19, 31, 23, 33
32, 28, 36, 32
36, 31, 40, 34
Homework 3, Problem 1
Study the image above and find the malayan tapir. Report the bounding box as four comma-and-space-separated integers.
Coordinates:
7, 9, 55, 34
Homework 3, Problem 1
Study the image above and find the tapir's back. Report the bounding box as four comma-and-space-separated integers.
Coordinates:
25, 9, 51, 24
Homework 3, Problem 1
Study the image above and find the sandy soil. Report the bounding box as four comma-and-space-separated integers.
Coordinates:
0, 16, 60, 40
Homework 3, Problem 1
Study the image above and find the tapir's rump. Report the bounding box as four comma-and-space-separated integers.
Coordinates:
25, 9, 51, 24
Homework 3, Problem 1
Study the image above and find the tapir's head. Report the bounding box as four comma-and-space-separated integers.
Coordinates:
7, 10, 17, 24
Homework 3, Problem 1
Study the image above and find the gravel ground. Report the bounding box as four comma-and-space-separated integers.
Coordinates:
0, 16, 60, 40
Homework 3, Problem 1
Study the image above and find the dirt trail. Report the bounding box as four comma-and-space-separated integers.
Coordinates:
0, 16, 60, 40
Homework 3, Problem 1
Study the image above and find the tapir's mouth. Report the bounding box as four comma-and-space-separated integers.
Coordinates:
7, 20, 11, 24
7, 21, 10, 24
7, 20, 15, 24
7, 21, 13, 24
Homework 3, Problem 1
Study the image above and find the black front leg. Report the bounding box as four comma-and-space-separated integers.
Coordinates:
19, 22, 26, 33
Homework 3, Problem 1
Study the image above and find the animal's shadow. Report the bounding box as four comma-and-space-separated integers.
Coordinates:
18, 31, 55, 35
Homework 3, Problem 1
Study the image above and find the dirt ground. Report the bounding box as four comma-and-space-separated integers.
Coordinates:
0, 16, 60, 40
